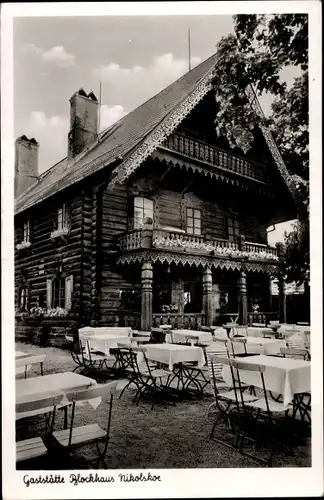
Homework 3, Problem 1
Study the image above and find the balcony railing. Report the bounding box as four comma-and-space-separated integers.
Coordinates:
152, 312, 205, 330
118, 227, 279, 262
162, 133, 269, 183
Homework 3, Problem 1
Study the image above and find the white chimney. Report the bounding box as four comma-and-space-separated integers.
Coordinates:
15, 135, 39, 198
68, 88, 99, 158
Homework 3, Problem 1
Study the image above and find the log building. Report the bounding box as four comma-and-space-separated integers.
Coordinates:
14, 54, 297, 344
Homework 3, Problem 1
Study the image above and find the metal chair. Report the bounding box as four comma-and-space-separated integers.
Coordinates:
280, 346, 310, 360
52, 382, 117, 469
206, 355, 258, 450
234, 360, 293, 467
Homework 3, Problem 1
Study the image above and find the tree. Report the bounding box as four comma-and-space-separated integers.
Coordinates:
212, 14, 309, 285
212, 14, 308, 179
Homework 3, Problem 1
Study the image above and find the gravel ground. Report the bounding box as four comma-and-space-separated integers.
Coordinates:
15, 341, 311, 470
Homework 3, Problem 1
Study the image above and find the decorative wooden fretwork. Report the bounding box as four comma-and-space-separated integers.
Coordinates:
116, 250, 278, 275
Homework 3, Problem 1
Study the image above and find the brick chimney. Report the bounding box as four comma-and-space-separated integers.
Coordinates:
14, 135, 39, 198
68, 88, 99, 158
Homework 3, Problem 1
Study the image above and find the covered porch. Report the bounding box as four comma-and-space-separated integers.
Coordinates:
116, 251, 282, 330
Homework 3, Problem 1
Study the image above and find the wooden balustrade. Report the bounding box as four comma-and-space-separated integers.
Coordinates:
245, 241, 278, 257
247, 311, 280, 326
118, 311, 141, 329
119, 230, 143, 251
119, 229, 278, 259
152, 312, 205, 330
163, 133, 269, 183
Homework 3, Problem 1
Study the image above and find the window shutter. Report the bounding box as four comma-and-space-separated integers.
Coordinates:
46, 279, 52, 309
65, 275, 74, 310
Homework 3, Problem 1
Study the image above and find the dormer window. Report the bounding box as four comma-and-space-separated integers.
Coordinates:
23, 221, 30, 243
227, 216, 240, 242
186, 208, 201, 235
134, 197, 154, 229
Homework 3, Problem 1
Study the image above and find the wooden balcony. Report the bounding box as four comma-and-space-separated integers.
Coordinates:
118, 227, 279, 263
161, 133, 269, 184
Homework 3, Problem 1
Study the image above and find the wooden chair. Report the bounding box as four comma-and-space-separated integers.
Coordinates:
16, 354, 46, 379
150, 328, 166, 344
16, 394, 64, 463
52, 382, 117, 469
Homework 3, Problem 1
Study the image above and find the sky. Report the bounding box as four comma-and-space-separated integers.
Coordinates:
13, 15, 296, 243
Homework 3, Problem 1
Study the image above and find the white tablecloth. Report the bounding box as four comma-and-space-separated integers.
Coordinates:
231, 337, 286, 355
223, 354, 310, 406
145, 344, 206, 371
165, 330, 213, 345
247, 327, 275, 338
16, 372, 96, 405
88, 334, 131, 355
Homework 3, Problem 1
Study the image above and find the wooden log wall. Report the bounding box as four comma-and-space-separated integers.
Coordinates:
100, 184, 137, 325
155, 190, 182, 229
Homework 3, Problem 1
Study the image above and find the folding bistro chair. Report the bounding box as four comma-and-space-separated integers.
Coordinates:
228, 337, 260, 358
16, 394, 65, 463
280, 347, 310, 360
234, 359, 293, 466
52, 381, 117, 469
79, 338, 109, 377
65, 334, 85, 373
206, 355, 258, 450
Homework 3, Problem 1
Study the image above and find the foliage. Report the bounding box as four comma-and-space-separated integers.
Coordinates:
282, 221, 309, 286
212, 14, 308, 179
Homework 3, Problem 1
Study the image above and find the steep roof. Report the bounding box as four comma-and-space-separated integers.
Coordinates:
15, 53, 218, 214
15, 51, 299, 215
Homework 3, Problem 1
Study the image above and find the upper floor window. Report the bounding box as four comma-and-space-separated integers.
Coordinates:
23, 221, 30, 243
57, 204, 69, 230
134, 197, 154, 229
227, 217, 240, 242
186, 208, 201, 235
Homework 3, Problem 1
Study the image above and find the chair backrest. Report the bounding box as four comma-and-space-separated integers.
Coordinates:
65, 333, 74, 343
16, 393, 64, 414
200, 325, 212, 332
235, 360, 265, 372
280, 347, 309, 360
234, 359, 268, 412
15, 354, 46, 368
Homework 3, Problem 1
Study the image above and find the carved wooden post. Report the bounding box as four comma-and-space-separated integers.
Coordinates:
276, 242, 287, 323
141, 261, 153, 331
238, 234, 248, 325
202, 266, 213, 326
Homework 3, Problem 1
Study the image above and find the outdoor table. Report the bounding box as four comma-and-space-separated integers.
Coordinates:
230, 337, 286, 356
88, 334, 131, 355
222, 354, 310, 406
145, 343, 208, 395
16, 353, 45, 377
246, 326, 275, 338
165, 330, 213, 345
15, 351, 28, 358
16, 372, 97, 427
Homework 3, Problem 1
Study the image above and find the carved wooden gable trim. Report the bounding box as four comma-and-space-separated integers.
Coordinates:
107, 73, 299, 214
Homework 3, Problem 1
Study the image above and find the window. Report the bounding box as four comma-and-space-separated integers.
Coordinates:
57, 204, 69, 230
23, 221, 30, 243
52, 277, 66, 308
134, 197, 154, 229
186, 208, 201, 235
227, 217, 240, 242
46, 275, 74, 310
19, 287, 28, 312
